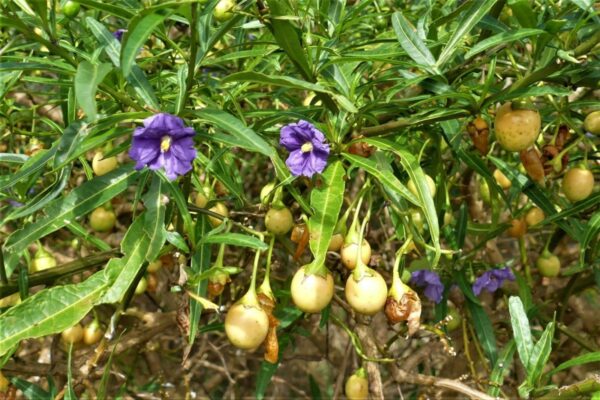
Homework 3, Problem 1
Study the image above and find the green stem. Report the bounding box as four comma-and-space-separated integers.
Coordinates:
536, 376, 600, 399
180, 3, 199, 113
519, 237, 532, 285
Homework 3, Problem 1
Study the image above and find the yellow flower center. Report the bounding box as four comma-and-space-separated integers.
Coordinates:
160, 136, 171, 152
301, 142, 313, 153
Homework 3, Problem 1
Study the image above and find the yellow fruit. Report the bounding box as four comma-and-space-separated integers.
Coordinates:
562, 168, 594, 202
135, 276, 148, 295
147, 259, 162, 273
345, 271, 388, 315
224, 303, 269, 350
209, 202, 229, 227
31, 247, 57, 273
493, 169, 512, 189
340, 239, 371, 270
345, 373, 369, 400
92, 152, 118, 176
0, 371, 9, 393
214, 0, 235, 21
265, 207, 294, 235
290, 266, 334, 313
328, 233, 344, 252
525, 207, 545, 226
89, 207, 116, 232
83, 321, 103, 345
507, 218, 527, 238
494, 102, 541, 151
583, 110, 600, 134
536, 252, 561, 277
61, 324, 84, 344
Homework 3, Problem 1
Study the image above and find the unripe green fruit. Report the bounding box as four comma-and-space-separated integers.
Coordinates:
345, 271, 388, 315
345, 373, 369, 400
265, 207, 294, 235
135, 276, 148, 295
89, 207, 116, 232
407, 175, 436, 198
340, 239, 371, 270
31, 247, 57, 272
92, 152, 118, 176
446, 305, 462, 332
583, 111, 600, 135
494, 102, 541, 151
290, 266, 334, 313
61, 324, 84, 344
562, 168, 594, 202
536, 252, 561, 278
480, 179, 491, 204
224, 303, 269, 350
63, 1, 81, 18
214, 0, 235, 21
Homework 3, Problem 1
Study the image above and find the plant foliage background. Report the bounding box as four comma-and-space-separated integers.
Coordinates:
0, 0, 599, 398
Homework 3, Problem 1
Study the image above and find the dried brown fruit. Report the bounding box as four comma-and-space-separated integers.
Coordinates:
520, 148, 545, 183
384, 284, 421, 335
263, 314, 280, 364
347, 137, 375, 158
467, 117, 489, 155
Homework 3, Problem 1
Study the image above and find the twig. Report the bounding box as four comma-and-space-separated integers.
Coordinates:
536, 375, 600, 400
355, 321, 385, 400
389, 363, 496, 400
332, 340, 353, 400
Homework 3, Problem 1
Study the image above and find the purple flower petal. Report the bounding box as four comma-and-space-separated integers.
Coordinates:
113, 29, 126, 41
129, 113, 197, 180
410, 270, 444, 303
472, 267, 513, 296
280, 120, 330, 177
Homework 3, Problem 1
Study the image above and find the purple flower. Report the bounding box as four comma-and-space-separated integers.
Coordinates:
280, 120, 329, 178
129, 113, 197, 181
113, 29, 126, 41
8, 199, 24, 208
410, 270, 444, 303
472, 267, 515, 295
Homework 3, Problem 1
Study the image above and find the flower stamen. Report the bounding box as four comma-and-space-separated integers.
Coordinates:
160, 136, 172, 153
301, 142, 313, 153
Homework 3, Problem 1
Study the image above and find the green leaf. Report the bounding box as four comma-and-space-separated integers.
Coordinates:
391, 11, 437, 71
189, 216, 211, 345
121, 11, 170, 77
160, 173, 195, 246
53, 122, 86, 169
0, 270, 111, 356
582, 212, 600, 265
142, 175, 167, 262
466, 296, 498, 365
508, 296, 534, 371
265, 0, 313, 80
0, 147, 57, 192
192, 109, 275, 157
166, 231, 190, 253
2, 166, 137, 276
74, 61, 112, 121
527, 321, 555, 385
549, 351, 600, 376
100, 217, 150, 304
465, 29, 546, 59
342, 153, 419, 207
256, 360, 279, 400
201, 233, 268, 250
436, 0, 497, 68
222, 72, 329, 93
488, 340, 516, 397
10, 378, 51, 400
307, 161, 345, 270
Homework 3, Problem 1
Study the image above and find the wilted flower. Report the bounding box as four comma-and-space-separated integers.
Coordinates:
472, 267, 515, 295
410, 270, 444, 303
280, 120, 329, 178
113, 29, 126, 41
129, 113, 197, 181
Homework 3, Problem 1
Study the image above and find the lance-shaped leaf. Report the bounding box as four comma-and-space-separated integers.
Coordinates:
100, 216, 150, 304
0, 269, 112, 356
142, 175, 167, 262
306, 161, 345, 271
508, 296, 534, 371
391, 11, 437, 71
75, 61, 112, 121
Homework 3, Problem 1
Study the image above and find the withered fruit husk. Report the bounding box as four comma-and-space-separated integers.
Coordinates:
264, 314, 280, 364
290, 224, 307, 243
258, 292, 276, 315
466, 118, 489, 155
384, 291, 422, 336
347, 136, 375, 158
541, 145, 568, 175
556, 125, 570, 149
520, 148, 545, 183
207, 282, 224, 297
